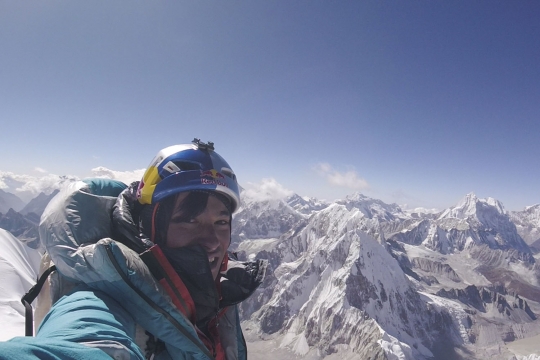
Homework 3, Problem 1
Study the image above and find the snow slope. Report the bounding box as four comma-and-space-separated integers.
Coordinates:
0, 229, 42, 340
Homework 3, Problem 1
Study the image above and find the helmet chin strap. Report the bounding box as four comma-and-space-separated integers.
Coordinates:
150, 202, 161, 244
219, 253, 229, 279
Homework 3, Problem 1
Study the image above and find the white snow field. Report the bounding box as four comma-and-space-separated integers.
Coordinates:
0, 229, 41, 341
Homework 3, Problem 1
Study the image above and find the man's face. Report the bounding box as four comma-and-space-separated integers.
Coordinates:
165, 192, 231, 279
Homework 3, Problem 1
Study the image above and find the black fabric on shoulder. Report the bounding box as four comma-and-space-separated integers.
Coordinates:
111, 182, 153, 253
161, 245, 219, 336
219, 255, 268, 308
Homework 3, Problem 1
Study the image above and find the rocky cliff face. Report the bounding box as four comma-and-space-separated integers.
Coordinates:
0, 189, 25, 213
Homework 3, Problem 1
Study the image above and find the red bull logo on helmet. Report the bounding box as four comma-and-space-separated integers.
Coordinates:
200, 169, 225, 179
200, 169, 228, 187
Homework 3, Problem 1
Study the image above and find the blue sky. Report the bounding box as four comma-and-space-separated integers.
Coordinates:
1, 1, 539, 210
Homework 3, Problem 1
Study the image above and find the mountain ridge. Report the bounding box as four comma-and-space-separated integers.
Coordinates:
2, 184, 540, 359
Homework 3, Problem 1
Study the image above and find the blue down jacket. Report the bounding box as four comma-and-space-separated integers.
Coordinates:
0, 179, 266, 360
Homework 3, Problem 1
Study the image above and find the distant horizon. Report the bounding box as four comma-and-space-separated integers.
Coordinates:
0, 167, 537, 213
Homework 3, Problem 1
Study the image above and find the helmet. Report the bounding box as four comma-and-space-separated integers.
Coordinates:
137, 139, 240, 212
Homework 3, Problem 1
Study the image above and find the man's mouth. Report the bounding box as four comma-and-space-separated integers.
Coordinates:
208, 256, 219, 268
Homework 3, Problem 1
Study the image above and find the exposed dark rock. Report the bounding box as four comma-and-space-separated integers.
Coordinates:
476, 264, 540, 303
258, 304, 287, 334
387, 239, 423, 282
411, 258, 461, 282
345, 268, 379, 310
436, 284, 537, 321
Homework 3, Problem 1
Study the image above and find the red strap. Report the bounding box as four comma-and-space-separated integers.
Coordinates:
146, 245, 196, 323
150, 203, 160, 244
142, 245, 230, 359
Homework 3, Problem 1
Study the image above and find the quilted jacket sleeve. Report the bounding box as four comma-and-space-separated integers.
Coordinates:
0, 285, 144, 360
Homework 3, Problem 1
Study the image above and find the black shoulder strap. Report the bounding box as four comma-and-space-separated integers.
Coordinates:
21, 265, 57, 336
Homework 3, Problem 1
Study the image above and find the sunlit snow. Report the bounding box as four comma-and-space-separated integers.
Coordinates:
0, 229, 41, 341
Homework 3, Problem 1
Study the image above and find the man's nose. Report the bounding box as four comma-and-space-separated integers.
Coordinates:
196, 224, 220, 252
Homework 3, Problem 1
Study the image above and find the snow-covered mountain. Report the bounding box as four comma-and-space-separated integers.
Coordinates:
231, 192, 314, 250
389, 193, 531, 255
336, 192, 409, 221
510, 205, 540, 253
243, 203, 463, 359
2, 186, 540, 359
286, 194, 329, 216
234, 192, 540, 360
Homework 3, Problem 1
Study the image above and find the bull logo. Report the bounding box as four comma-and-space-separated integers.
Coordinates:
200, 169, 228, 187
200, 169, 225, 179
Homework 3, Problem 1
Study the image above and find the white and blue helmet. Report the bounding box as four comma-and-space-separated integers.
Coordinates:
136, 139, 240, 213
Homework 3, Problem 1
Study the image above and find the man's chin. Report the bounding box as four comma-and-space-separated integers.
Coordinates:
210, 255, 225, 280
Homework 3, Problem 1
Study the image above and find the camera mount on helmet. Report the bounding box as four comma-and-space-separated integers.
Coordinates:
192, 138, 214, 151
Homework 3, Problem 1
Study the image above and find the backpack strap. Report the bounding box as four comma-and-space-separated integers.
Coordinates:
21, 265, 57, 336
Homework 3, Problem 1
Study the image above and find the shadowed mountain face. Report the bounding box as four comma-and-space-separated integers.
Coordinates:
0, 189, 25, 214
0, 209, 40, 248
20, 190, 59, 217
0, 190, 59, 248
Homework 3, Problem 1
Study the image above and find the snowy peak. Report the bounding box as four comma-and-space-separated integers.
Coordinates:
336, 192, 408, 221
511, 204, 540, 228
286, 194, 329, 215
509, 204, 540, 249
438, 192, 506, 222
388, 192, 532, 256
232, 196, 307, 244
233, 191, 329, 244
250, 202, 456, 359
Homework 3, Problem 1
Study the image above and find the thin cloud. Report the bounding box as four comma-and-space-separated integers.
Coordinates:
314, 163, 369, 190
0, 167, 146, 202
0, 172, 39, 191
90, 166, 145, 185
242, 178, 293, 202
390, 190, 440, 214
0, 171, 79, 200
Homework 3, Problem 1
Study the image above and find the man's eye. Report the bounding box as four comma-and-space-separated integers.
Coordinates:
216, 220, 230, 226
171, 217, 196, 224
